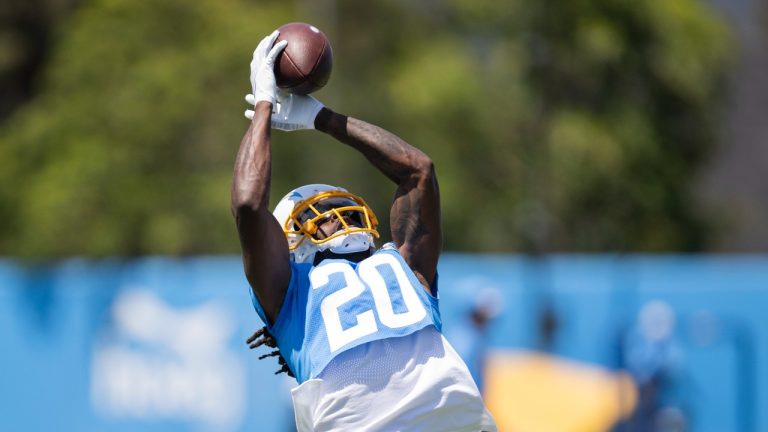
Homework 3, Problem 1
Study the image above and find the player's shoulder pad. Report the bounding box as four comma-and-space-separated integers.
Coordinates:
380, 242, 398, 251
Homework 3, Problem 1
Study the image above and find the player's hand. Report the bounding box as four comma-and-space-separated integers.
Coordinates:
250, 30, 287, 105
244, 90, 324, 131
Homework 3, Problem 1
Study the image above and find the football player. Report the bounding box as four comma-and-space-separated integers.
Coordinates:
232, 30, 497, 431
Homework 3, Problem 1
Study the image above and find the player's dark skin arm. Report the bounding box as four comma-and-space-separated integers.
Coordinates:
314, 107, 442, 292
231, 101, 291, 324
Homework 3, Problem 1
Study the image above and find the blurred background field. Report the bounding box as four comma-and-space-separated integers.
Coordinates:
0, 0, 766, 431
1, 255, 766, 431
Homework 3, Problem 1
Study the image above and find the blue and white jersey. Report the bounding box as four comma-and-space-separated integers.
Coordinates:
250, 243, 442, 383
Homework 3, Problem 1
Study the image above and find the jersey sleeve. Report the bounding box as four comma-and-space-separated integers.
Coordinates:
247, 285, 270, 327
247, 261, 307, 329
269, 261, 309, 334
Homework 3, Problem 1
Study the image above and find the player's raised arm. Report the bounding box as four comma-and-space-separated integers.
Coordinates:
231, 32, 290, 324
314, 108, 442, 291
251, 35, 441, 289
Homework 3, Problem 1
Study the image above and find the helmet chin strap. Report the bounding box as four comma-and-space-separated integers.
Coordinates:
313, 248, 373, 265
324, 232, 373, 254
312, 232, 375, 264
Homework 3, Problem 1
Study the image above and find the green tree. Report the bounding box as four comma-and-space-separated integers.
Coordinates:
0, 0, 731, 257
374, 0, 731, 252
0, 0, 293, 256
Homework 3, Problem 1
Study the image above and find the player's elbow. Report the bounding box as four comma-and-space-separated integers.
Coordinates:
231, 201, 267, 221
411, 154, 436, 184
230, 187, 269, 218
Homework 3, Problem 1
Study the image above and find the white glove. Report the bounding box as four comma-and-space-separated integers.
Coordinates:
250, 30, 287, 105
244, 90, 324, 131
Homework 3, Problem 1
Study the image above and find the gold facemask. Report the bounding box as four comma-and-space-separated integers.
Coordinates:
284, 190, 379, 249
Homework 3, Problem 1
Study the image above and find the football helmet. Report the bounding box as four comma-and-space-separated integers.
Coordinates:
273, 184, 379, 263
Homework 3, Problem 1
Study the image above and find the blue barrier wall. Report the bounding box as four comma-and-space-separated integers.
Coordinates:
0, 255, 765, 432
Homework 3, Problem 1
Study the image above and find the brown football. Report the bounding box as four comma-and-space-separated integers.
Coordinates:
274, 22, 333, 95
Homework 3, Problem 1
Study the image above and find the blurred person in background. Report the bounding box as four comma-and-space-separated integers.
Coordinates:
232, 30, 496, 431
615, 300, 689, 432
448, 286, 504, 392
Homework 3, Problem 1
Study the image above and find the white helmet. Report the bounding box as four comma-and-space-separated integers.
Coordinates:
273, 184, 380, 263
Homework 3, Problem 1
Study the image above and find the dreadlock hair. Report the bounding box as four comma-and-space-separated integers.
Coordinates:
246, 326, 295, 378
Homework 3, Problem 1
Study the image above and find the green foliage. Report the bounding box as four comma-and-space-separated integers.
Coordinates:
376, 0, 731, 252
0, 0, 731, 256
0, 0, 290, 257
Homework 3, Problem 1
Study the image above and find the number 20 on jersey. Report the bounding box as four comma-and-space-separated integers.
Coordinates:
310, 254, 428, 353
